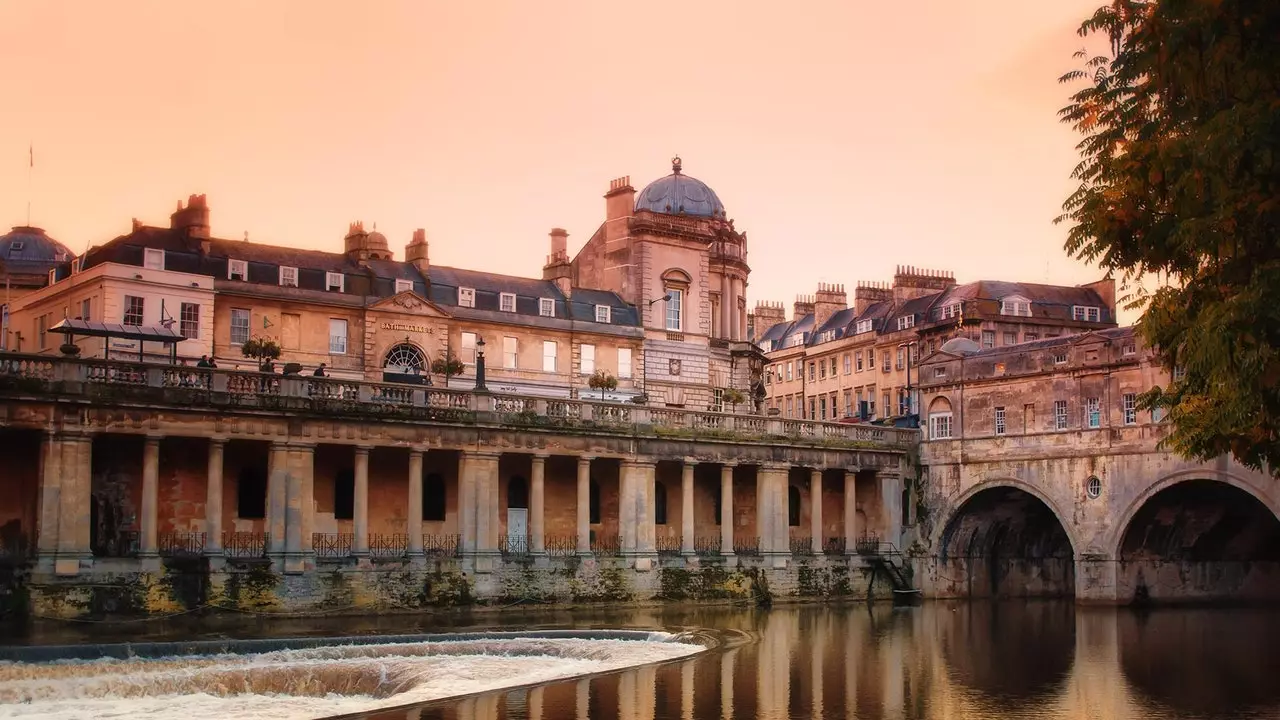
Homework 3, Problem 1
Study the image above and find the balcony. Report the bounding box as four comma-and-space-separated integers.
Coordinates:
0, 354, 916, 451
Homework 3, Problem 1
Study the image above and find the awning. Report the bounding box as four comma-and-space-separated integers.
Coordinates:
50, 318, 187, 344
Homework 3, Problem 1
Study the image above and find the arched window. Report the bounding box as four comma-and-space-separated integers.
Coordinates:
334, 468, 354, 520
788, 485, 801, 527
589, 479, 601, 524
237, 467, 266, 519
655, 481, 668, 525
384, 343, 427, 373
423, 473, 446, 521
928, 396, 954, 439
508, 476, 529, 509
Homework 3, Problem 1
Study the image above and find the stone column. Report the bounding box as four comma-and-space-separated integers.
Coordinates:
810, 468, 823, 555
459, 452, 475, 554
734, 277, 746, 341
267, 442, 288, 555
720, 274, 732, 340
681, 460, 695, 556
576, 456, 592, 554
205, 439, 225, 555
842, 469, 857, 554
758, 463, 790, 559
621, 458, 657, 564
462, 450, 500, 559
530, 454, 547, 555
37, 432, 65, 561
43, 433, 93, 576
407, 449, 424, 556
353, 447, 371, 556
880, 471, 902, 548
720, 464, 735, 556
140, 436, 160, 557
284, 444, 314, 573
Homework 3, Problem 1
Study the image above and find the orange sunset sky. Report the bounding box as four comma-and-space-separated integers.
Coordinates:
1, 0, 1117, 319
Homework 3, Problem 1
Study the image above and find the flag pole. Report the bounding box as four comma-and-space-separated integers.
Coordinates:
26, 143, 33, 227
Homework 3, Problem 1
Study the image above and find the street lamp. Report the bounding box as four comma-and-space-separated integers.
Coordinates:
474, 335, 487, 392
639, 293, 674, 400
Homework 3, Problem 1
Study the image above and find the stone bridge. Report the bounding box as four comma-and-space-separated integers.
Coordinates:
916, 424, 1280, 604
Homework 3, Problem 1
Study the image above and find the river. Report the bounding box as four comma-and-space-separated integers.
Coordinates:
2, 602, 1278, 719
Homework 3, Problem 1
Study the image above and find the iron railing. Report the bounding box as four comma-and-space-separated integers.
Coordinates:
92, 530, 140, 558
824, 537, 847, 556
369, 533, 408, 558
855, 533, 882, 555
500, 535, 532, 558
694, 535, 723, 556
733, 537, 761, 557
656, 536, 683, 556
789, 536, 815, 556
159, 532, 206, 558
313, 533, 354, 558
544, 534, 579, 557
423, 534, 461, 558
591, 534, 623, 557
222, 531, 269, 558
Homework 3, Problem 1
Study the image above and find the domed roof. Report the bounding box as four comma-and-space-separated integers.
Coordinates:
940, 337, 982, 356
634, 157, 726, 218
0, 226, 72, 269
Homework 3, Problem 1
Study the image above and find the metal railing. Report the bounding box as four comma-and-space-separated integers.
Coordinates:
789, 536, 815, 556
223, 531, 269, 558
500, 535, 532, 558
694, 535, 723, 556
733, 537, 761, 557
855, 533, 882, 555
369, 533, 409, 558
824, 537, 847, 556
159, 532, 206, 558
656, 535, 682, 556
92, 530, 140, 558
313, 533, 354, 558
423, 534, 461, 558
544, 534, 579, 557
0, 354, 915, 450
591, 534, 623, 557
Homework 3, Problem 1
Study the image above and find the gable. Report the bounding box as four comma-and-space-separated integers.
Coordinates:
368, 291, 452, 318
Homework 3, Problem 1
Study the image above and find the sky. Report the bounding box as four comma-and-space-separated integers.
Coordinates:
0, 0, 1120, 319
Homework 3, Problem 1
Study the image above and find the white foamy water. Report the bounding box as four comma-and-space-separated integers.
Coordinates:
0, 634, 703, 720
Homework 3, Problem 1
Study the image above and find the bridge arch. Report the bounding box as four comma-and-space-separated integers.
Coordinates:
932, 477, 1079, 598
1109, 469, 1280, 603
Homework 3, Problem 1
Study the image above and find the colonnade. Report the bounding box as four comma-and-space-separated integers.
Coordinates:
33, 431, 901, 575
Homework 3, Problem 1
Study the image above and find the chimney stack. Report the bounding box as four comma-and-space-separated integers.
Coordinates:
543, 227, 573, 297
405, 228, 430, 276
752, 301, 787, 332
170, 194, 210, 240
812, 282, 848, 329
854, 280, 893, 315
892, 265, 956, 304
793, 294, 815, 322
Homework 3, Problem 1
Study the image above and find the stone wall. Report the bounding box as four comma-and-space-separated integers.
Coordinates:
21, 555, 899, 622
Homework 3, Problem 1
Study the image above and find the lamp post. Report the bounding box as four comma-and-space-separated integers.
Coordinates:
640, 293, 674, 400
474, 335, 487, 392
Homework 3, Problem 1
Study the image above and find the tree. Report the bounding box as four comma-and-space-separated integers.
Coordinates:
722, 388, 747, 413
587, 369, 618, 400
241, 337, 281, 367
431, 352, 465, 385
1057, 0, 1280, 475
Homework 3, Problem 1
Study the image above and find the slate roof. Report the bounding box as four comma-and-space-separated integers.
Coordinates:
82, 225, 640, 331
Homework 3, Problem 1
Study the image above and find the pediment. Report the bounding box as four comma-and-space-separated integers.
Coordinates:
370, 291, 451, 317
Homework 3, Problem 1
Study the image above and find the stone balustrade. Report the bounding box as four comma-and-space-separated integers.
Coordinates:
0, 353, 915, 450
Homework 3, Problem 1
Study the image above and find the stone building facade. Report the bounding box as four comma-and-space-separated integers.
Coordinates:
913, 327, 1280, 604
754, 266, 1118, 425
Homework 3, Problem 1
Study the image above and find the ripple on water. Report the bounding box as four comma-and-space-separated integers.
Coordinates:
0, 635, 704, 720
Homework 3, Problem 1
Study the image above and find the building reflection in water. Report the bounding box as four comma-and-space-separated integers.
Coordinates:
354, 603, 1280, 720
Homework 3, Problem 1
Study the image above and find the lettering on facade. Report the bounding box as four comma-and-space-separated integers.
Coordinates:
380, 321, 434, 334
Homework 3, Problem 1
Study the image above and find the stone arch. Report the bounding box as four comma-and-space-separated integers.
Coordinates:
1106, 468, 1280, 558
932, 478, 1080, 557
383, 342, 428, 373
660, 268, 692, 286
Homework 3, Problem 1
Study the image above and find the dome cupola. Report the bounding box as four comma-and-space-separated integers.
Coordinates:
634, 156, 726, 218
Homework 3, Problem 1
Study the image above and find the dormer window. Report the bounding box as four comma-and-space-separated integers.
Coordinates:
595, 305, 611, 323
71, 258, 82, 274
1001, 296, 1032, 317
500, 292, 516, 313
1053, 351, 1068, 364
326, 272, 344, 292
459, 287, 476, 308
939, 302, 961, 320
144, 248, 165, 270
785, 333, 805, 348
279, 266, 298, 287
228, 259, 248, 281
539, 298, 555, 317
47, 269, 56, 285
7, 241, 24, 256
855, 319, 873, 334
1072, 305, 1101, 322
395, 279, 413, 294
896, 314, 915, 331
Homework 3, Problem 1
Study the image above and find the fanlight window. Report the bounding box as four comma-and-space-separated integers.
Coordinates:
384, 343, 427, 373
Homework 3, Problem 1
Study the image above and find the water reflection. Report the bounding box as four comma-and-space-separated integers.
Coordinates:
348, 602, 1280, 720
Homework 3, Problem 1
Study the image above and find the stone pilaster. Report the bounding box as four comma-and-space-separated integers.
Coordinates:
284, 444, 314, 574
621, 458, 657, 568
530, 454, 547, 555
40, 432, 92, 576
140, 437, 160, 557
842, 469, 857, 554
353, 446, 371, 556
267, 442, 288, 556
879, 470, 902, 548
205, 438, 225, 555
461, 450, 500, 564
758, 463, 790, 563
407, 449, 424, 557
681, 460, 695, 556
576, 456, 592, 554
810, 468, 823, 555
720, 464, 735, 557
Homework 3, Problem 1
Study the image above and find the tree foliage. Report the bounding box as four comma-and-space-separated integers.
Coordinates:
430, 352, 465, 382
1057, 0, 1280, 474
241, 336, 281, 362
587, 369, 618, 400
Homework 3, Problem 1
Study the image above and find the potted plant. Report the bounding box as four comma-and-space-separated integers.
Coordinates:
431, 351, 465, 387
722, 387, 747, 413
241, 336, 282, 370
587, 369, 618, 401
